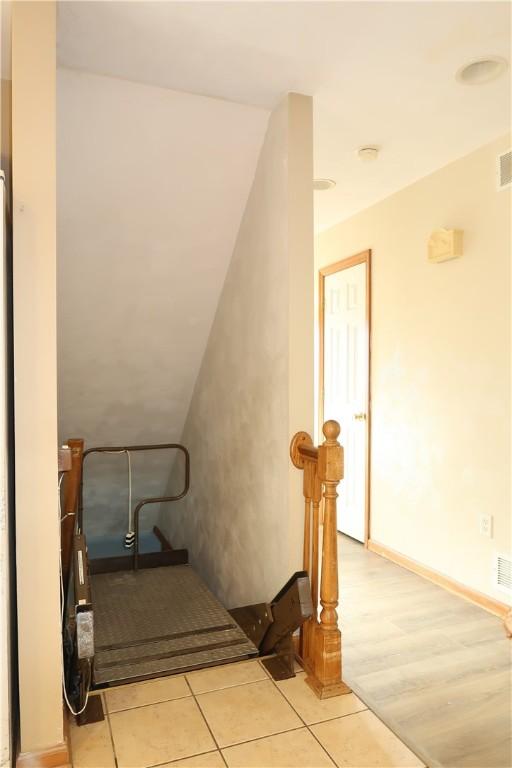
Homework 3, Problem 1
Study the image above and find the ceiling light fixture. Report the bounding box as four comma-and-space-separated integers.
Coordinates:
313, 178, 336, 191
358, 146, 380, 162
456, 57, 508, 85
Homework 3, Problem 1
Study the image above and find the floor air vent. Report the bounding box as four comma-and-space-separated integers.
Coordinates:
494, 553, 512, 596
497, 149, 511, 190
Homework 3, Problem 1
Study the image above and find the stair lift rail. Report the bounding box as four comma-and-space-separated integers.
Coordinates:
77, 443, 190, 570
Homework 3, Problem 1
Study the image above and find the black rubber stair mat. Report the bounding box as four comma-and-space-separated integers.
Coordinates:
91, 564, 257, 686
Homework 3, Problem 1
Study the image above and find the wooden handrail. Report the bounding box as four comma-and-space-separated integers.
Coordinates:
298, 444, 319, 462
290, 420, 351, 699
60, 438, 84, 589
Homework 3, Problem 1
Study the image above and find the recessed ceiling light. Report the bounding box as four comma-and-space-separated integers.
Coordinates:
456, 57, 508, 85
313, 178, 336, 191
358, 146, 380, 162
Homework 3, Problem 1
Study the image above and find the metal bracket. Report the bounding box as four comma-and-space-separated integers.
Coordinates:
232, 571, 313, 681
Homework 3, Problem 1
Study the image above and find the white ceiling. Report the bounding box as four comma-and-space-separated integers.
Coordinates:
57, 1, 511, 230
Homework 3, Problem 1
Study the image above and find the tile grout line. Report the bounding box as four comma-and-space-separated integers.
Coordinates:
98, 661, 397, 768
260, 665, 342, 767
108, 676, 227, 768
146, 747, 226, 768
259, 664, 308, 727
101, 662, 268, 702
339, 681, 428, 767
185, 675, 228, 767
105, 691, 192, 714
186, 671, 270, 697
102, 692, 119, 768
264, 667, 370, 724
102, 667, 270, 714
92, 666, 271, 768
220, 725, 307, 752
191, 669, 309, 755
305, 723, 341, 768
288, 705, 370, 728
66, 711, 75, 768
191, 699, 228, 767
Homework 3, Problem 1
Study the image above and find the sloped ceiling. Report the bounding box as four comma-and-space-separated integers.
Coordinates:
57, 68, 269, 524
57, 1, 510, 229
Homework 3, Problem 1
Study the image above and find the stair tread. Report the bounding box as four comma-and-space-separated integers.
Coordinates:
94, 641, 257, 685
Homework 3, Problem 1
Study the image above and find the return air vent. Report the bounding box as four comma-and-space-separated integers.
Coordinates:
497, 149, 511, 190
494, 553, 512, 595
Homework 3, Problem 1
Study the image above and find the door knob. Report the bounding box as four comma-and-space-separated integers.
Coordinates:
354, 412, 367, 421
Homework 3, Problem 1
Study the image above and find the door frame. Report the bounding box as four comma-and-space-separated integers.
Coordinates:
318, 249, 372, 545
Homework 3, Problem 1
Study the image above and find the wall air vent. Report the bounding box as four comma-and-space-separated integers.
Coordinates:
494, 553, 512, 595
497, 149, 511, 190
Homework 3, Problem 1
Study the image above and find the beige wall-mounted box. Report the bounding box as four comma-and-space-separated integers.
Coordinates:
428, 228, 463, 263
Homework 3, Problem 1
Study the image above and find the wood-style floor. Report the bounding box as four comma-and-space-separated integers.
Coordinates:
339, 534, 511, 768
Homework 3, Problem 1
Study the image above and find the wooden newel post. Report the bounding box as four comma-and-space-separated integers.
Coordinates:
307, 420, 351, 699
290, 420, 350, 699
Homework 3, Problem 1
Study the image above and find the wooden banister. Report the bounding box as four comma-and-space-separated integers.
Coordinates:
290, 420, 351, 699
60, 438, 84, 588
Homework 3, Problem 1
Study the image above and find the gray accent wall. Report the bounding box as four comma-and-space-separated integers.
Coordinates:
57, 68, 268, 538
160, 94, 314, 608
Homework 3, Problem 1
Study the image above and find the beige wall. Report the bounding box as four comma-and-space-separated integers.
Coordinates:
12, 1, 63, 752
318, 134, 511, 604
161, 93, 314, 608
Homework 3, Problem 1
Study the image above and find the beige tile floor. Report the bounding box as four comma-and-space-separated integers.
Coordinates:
69, 659, 425, 768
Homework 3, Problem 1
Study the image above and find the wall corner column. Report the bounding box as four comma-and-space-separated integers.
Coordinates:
12, 0, 62, 753
287, 93, 314, 574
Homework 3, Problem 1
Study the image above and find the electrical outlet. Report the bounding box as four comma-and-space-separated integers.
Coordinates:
479, 513, 493, 538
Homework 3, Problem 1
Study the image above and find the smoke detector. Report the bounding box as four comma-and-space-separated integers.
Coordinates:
358, 146, 380, 162
313, 178, 336, 191
456, 57, 508, 85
